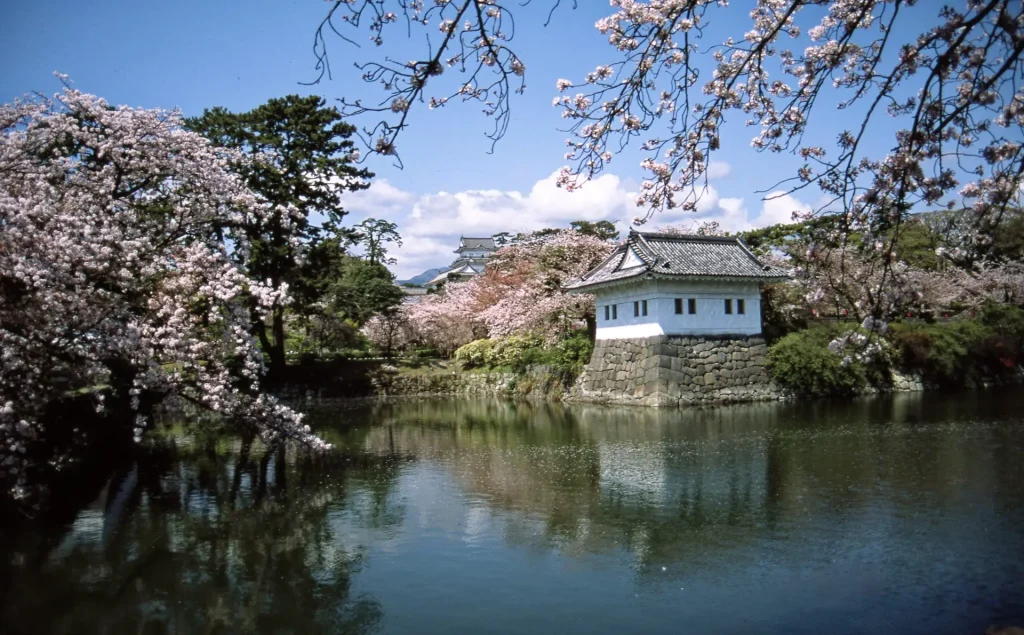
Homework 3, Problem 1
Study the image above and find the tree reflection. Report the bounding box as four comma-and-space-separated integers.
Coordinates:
351, 395, 1022, 575
4, 393, 1022, 634
1, 431, 402, 635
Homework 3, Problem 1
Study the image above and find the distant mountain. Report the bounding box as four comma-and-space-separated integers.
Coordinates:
397, 267, 449, 286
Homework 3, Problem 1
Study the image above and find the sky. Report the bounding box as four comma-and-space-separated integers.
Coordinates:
3, 0, 920, 278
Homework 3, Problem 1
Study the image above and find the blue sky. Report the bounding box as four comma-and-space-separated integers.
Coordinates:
2, 0, 929, 277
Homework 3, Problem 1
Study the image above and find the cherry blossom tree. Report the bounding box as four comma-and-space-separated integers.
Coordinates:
405, 281, 485, 355
362, 307, 416, 357
476, 230, 615, 338
404, 230, 614, 349
0, 83, 328, 504
310, 0, 1024, 322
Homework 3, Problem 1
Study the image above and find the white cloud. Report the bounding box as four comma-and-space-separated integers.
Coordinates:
651, 190, 812, 235
339, 165, 811, 278
758, 190, 812, 225
706, 160, 732, 180
340, 178, 415, 218
341, 171, 643, 277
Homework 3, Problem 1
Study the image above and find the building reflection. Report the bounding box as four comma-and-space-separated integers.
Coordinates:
348, 393, 1020, 572
3, 390, 1021, 633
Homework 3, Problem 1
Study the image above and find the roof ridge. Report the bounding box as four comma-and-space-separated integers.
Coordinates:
733, 237, 777, 272
632, 230, 739, 243
581, 243, 628, 281
628, 231, 658, 267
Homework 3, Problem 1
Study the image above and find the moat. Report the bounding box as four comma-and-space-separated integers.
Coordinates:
3, 390, 1024, 634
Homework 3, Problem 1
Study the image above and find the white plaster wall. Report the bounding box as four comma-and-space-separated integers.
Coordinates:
593, 279, 762, 339
460, 249, 491, 259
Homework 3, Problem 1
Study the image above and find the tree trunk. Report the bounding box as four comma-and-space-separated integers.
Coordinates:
267, 308, 287, 381
585, 314, 597, 343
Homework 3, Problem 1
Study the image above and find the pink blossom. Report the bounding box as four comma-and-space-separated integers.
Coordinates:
0, 84, 329, 501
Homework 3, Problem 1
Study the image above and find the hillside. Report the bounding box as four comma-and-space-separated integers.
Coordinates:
397, 267, 449, 286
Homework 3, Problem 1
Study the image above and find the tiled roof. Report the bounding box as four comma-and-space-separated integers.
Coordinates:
456, 236, 497, 252
425, 262, 486, 287
566, 231, 787, 291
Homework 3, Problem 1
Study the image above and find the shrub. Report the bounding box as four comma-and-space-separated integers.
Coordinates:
888, 303, 1024, 386
412, 346, 441, 360
760, 282, 811, 343
550, 330, 594, 383
490, 333, 545, 370
454, 339, 495, 368
766, 326, 869, 396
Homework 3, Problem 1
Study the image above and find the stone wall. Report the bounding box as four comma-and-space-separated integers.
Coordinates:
370, 368, 516, 398
572, 335, 785, 406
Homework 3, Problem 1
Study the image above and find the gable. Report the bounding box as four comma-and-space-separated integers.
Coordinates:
620, 247, 644, 269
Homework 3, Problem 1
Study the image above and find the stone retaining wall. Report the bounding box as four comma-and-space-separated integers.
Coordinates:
572, 335, 785, 406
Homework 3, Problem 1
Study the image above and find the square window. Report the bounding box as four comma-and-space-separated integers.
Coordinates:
612, 304, 617, 319
604, 305, 610, 321
641, 300, 648, 316
634, 301, 640, 317
687, 298, 697, 314
724, 299, 733, 315
737, 299, 745, 315
674, 298, 683, 314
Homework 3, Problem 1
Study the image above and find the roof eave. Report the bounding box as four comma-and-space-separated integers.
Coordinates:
566, 271, 789, 293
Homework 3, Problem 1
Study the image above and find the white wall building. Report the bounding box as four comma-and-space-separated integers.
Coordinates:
567, 231, 787, 340
426, 236, 498, 288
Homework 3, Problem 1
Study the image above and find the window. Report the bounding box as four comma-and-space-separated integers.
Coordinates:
737, 299, 746, 315
724, 299, 733, 315
612, 304, 617, 319
641, 300, 648, 316
687, 298, 697, 314
633, 301, 640, 317
604, 305, 610, 321
674, 298, 683, 314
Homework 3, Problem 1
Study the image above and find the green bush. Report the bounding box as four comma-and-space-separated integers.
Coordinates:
490, 333, 545, 370
888, 303, 1024, 386
766, 326, 869, 396
453, 331, 593, 381
550, 330, 594, 382
888, 321, 986, 385
413, 346, 441, 359
454, 339, 495, 368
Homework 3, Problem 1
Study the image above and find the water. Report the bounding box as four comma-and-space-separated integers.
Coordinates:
3, 391, 1024, 634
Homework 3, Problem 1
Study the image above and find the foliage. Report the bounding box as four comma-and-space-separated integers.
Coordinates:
453, 330, 592, 383
310, 0, 1024, 329
569, 220, 620, 241
186, 94, 370, 377
489, 333, 545, 370
330, 256, 405, 326
888, 321, 990, 387
888, 303, 1024, 386
548, 330, 595, 383
286, 315, 366, 361
766, 327, 872, 397
407, 229, 613, 348
362, 308, 415, 358
354, 218, 402, 266
405, 281, 485, 357
760, 282, 811, 344
0, 84, 329, 502
454, 339, 496, 369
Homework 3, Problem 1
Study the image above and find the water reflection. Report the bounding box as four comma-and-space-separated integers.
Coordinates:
345, 395, 1024, 564
1, 435, 398, 635
3, 391, 1024, 635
